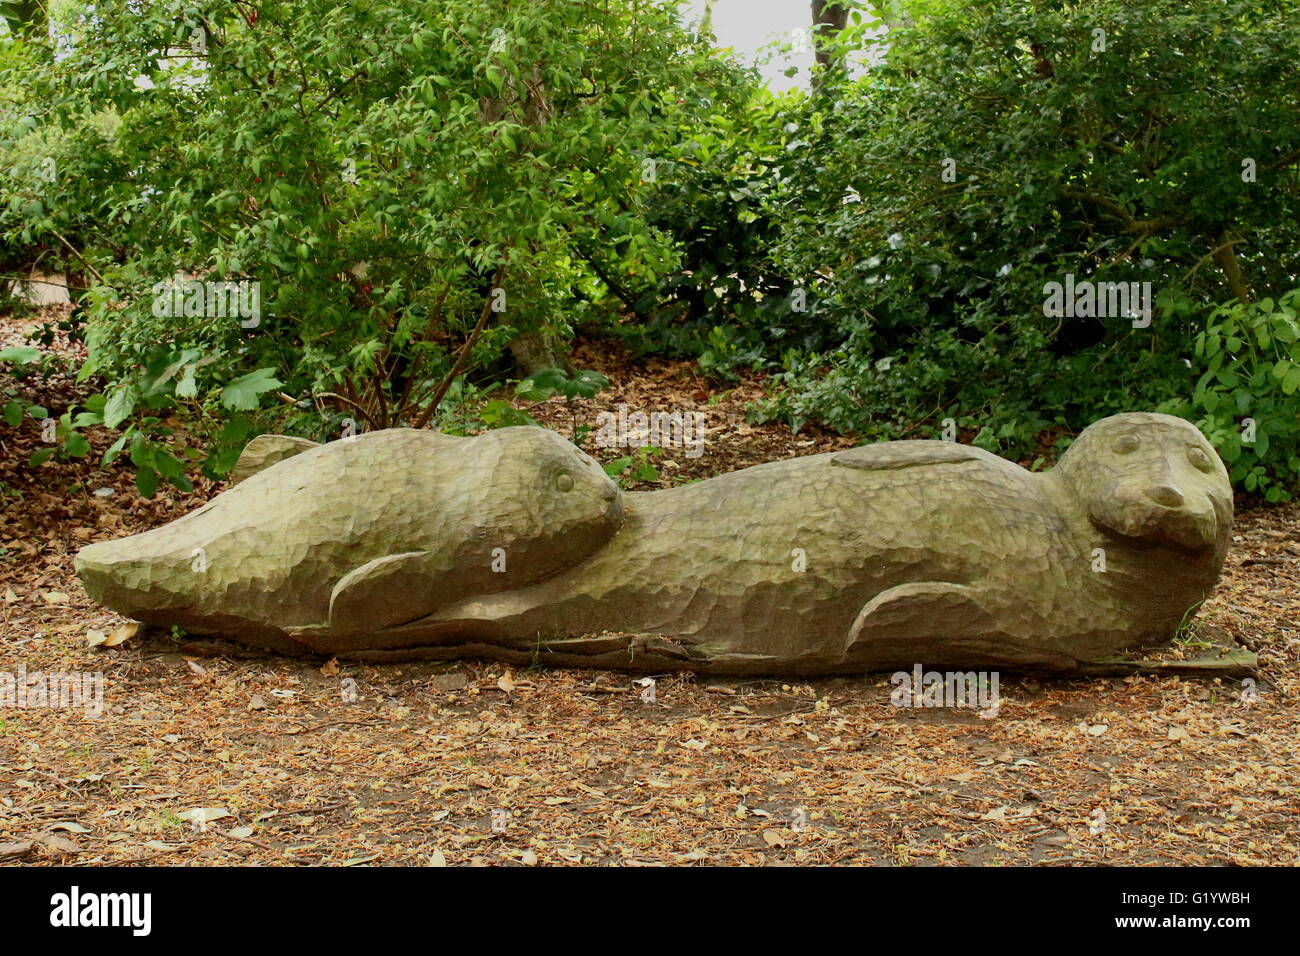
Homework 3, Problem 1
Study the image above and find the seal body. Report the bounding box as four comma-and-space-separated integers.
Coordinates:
76, 414, 1233, 673
297, 413, 1232, 673
75, 427, 623, 650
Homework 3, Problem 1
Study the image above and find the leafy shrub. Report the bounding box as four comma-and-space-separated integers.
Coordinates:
1171, 291, 1300, 501
0, 0, 747, 488
623, 92, 819, 369
756, 0, 1300, 479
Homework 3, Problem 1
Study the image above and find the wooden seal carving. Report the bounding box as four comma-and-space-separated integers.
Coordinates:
76, 412, 1232, 673
76, 427, 623, 655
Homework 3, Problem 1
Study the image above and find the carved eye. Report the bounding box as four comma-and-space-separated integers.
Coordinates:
556, 472, 574, 492
1112, 434, 1140, 455
1188, 446, 1214, 472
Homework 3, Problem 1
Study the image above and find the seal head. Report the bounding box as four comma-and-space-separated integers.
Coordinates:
484, 426, 624, 549
1055, 412, 1232, 551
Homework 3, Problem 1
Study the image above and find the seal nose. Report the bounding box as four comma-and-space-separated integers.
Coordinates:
1146, 484, 1185, 508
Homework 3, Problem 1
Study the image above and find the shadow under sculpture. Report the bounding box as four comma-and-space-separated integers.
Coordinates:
76, 412, 1233, 674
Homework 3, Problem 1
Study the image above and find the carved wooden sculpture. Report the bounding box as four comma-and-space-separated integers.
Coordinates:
76, 413, 1233, 673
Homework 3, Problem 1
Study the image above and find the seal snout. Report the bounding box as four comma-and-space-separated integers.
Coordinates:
1104, 477, 1219, 549
604, 484, 624, 524
1145, 484, 1185, 508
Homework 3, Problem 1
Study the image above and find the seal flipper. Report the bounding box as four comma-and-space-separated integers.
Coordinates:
230, 435, 321, 484
848, 582, 996, 649
831, 441, 985, 471
847, 582, 1076, 669
329, 551, 451, 631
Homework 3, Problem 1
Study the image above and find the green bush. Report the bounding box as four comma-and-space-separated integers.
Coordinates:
625, 92, 821, 370
1172, 290, 1300, 501
755, 0, 1300, 488
0, 0, 749, 488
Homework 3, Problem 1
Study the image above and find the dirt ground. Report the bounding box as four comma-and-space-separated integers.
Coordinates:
2, 311, 1298, 866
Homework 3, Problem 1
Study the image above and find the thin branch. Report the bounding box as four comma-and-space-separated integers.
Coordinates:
48, 230, 103, 285
397, 281, 452, 416
1058, 187, 1181, 236
413, 268, 505, 429
1182, 236, 1247, 287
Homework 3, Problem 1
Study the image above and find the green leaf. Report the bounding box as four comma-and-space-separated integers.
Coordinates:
0, 347, 40, 364
176, 364, 198, 398
135, 466, 159, 498
129, 432, 153, 469
63, 432, 91, 458
221, 369, 284, 411
104, 385, 138, 429
151, 449, 186, 480
603, 456, 633, 477
101, 434, 128, 468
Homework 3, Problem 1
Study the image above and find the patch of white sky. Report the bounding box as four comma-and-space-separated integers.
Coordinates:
679, 0, 888, 93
